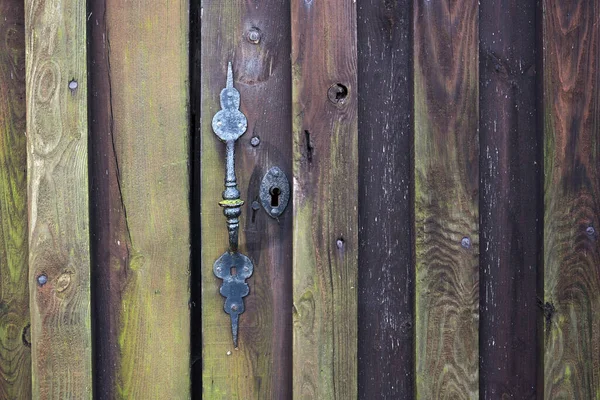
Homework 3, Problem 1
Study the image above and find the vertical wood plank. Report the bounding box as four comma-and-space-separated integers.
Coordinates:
479, 0, 541, 398
25, 0, 92, 397
88, 1, 191, 398
0, 1, 30, 398
291, 1, 359, 398
199, 2, 293, 399
356, 1, 414, 398
413, 1, 479, 398
543, 1, 600, 398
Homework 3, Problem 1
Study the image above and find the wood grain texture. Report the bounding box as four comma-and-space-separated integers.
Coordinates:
88, 1, 191, 398
25, 0, 92, 397
413, 0, 479, 398
543, 1, 600, 398
356, 0, 414, 398
0, 1, 30, 398
479, 1, 541, 398
199, 2, 293, 399
291, 0, 358, 398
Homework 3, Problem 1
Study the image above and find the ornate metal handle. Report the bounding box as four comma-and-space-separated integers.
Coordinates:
211, 62, 253, 348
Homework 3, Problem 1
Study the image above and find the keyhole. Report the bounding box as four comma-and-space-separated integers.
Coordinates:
270, 187, 280, 207
231, 267, 237, 276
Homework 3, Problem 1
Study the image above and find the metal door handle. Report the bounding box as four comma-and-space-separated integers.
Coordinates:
211, 62, 253, 347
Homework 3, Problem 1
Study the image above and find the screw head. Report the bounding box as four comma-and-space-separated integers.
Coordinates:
586, 226, 596, 236
231, 304, 238, 311
251, 201, 260, 211
336, 239, 344, 249
247, 28, 261, 44
461, 237, 471, 249
271, 208, 278, 214
68, 80, 78, 90
37, 274, 48, 286
250, 136, 260, 147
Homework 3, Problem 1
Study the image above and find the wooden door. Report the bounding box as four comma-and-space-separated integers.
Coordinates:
0, 0, 598, 399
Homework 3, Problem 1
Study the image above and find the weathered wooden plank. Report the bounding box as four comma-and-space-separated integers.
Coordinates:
88, 3, 126, 397
356, 1, 414, 398
413, 0, 479, 398
25, 0, 92, 397
88, 1, 191, 398
479, 0, 541, 398
0, 1, 30, 398
543, 0, 600, 398
199, 2, 293, 399
291, 0, 358, 398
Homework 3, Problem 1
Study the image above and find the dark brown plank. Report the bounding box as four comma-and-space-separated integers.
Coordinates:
0, 1, 30, 398
479, 0, 541, 398
543, 0, 600, 398
88, 1, 191, 397
88, 1, 127, 396
291, 0, 359, 398
199, 1, 293, 398
356, 1, 414, 398
413, 0, 480, 398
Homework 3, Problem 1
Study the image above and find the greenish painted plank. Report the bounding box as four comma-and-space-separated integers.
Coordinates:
0, 1, 30, 398
414, 0, 479, 398
88, 1, 191, 398
291, 0, 359, 398
199, 2, 293, 399
25, 0, 92, 397
543, 1, 600, 398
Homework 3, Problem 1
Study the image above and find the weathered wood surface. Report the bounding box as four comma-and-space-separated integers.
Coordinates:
543, 0, 600, 398
199, 2, 293, 399
413, 0, 479, 398
88, 1, 191, 398
291, 0, 359, 398
479, 0, 540, 398
0, 1, 30, 398
25, 0, 92, 397
356, 1, 414, 398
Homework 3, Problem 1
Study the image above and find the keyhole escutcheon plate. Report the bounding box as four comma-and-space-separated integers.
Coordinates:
259, 167, 290, 218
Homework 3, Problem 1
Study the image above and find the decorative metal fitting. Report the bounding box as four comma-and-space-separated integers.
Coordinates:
259, 166, 290, 218
212, 62, 253, 347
